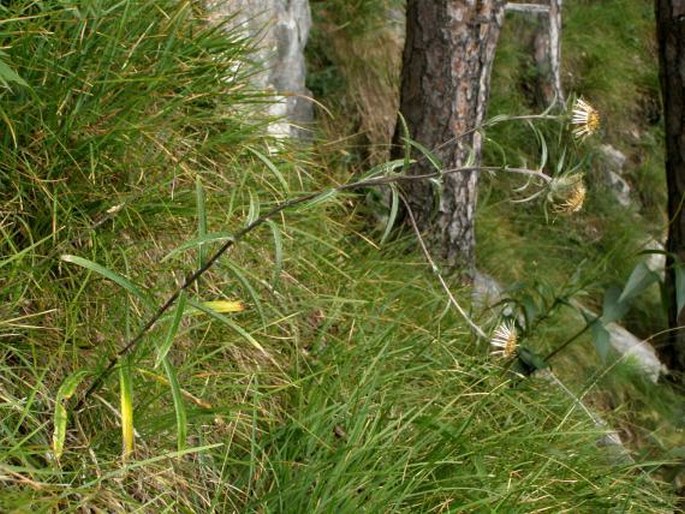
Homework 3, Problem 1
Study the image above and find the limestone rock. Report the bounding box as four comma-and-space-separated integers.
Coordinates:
206, 0, 312, 139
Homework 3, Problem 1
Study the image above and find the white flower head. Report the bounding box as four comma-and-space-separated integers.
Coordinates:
571, 97, 600, 140
490, 321, 518, 358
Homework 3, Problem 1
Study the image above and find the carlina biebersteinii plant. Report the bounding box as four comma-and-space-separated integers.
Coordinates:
490, 321, 519, 359
549, 173, 587, 214
570, 97, 600, 140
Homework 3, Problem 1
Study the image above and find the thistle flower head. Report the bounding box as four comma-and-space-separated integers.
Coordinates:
548, 173, 586, 215
490, 321, 518, 358
571, 97, 600, 140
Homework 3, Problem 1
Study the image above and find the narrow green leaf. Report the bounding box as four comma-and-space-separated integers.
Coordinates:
406, 138, 443, 172
247, 146, 289, 193
155, 290, 187, 368
265, 220, 284, 286
162, 232, 234, 262
224, 261, 265, 326
52, 370, 90, 461
380, 185, 399, 245
60, 254, 153, 309
196, 176, 207, 268
247, 190, 260, 225
676, 264, 685, 315
162, 356, 187, 452
189, 299, 268, 356
362, 158, 410, 180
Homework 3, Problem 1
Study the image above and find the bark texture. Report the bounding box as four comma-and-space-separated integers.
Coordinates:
657, 0, 685, 376
394, 0, 505, 273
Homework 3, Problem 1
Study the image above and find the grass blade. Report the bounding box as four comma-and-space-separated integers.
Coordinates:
161, 356, 187, 452
196, 175, 207, 268
52, 370, 90, 462
155, 290, 187, 368
60, 254, 153, 309
119, 358, 135, 462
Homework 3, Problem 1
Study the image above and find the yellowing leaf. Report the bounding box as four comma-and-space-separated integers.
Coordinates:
52, 370, 89, 462
201, 300, 245, 314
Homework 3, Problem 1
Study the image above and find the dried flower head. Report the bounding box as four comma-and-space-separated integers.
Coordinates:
548, 173, 586, 215
490, 321, 518, 358
571, 97, 600, 139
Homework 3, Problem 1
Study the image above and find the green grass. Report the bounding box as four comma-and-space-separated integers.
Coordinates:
0, 0, 679, 511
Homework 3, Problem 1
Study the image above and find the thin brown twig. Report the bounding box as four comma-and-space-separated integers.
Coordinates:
398, 192, 487, 340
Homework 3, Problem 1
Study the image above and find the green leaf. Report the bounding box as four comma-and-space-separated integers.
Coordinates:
189, 299, 268, 356
155, 290, 187, 368
195, 176, 207, 267
60, 254, 153, 309
618, 261, 659, 304
52, 370, 90, 461
591, 322, 611, 363
162, 356, 187, 452
0, 56, 27, 89
516, 347, 548, 376
380, 185, 399, 245
162, 232, 234, 262
601, 285, 629, 324
676, 264, 685, 316
247, 146, 289, 193
406, 138, 443, 172
265, 220, 283, 286
119, 359, 135, 461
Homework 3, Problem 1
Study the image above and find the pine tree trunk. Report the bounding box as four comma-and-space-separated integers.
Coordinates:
394, 0, 505, 274
657, 0, 685, 376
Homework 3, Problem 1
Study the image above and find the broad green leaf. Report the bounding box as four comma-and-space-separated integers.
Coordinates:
60, 255, 153, 309
618, 261, 660, 304
0, 57, 27, 89
601, 284, 629, 324
516, 347, 548, 376
52, 370, 90, 461
591, 322, 611, 363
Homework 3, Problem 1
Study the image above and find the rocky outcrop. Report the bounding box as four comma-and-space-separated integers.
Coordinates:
206, 0, 313, 139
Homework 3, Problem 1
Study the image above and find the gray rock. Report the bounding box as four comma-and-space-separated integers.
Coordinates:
599, 144, 627, 175
604, 170, 632, 207
206, 0, 313, 139
605, 322, 666, 383
643, 237, 666, 279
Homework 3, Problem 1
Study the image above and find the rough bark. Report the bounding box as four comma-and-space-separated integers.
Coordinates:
393, 0, 505, 274
656, 0, 685, 376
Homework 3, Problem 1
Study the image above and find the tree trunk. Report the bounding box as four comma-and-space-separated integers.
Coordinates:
393, 0, 505, 274
656, 0, 685, 376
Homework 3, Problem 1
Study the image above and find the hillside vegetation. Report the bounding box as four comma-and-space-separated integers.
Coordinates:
0, 0, 680, 512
